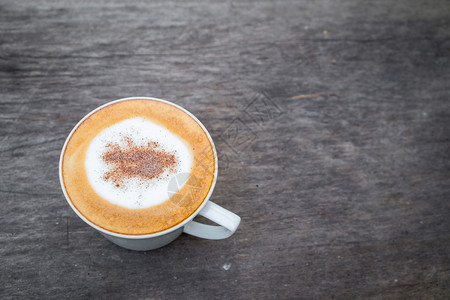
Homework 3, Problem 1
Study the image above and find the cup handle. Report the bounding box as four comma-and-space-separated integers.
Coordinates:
183, 201, 241, 240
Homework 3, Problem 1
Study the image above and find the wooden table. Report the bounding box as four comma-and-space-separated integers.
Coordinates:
1, 0, 449, 299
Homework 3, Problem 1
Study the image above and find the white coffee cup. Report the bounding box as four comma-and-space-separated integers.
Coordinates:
59, 97, 241, 251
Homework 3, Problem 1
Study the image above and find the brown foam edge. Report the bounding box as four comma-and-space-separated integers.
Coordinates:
61, 99, 215, 235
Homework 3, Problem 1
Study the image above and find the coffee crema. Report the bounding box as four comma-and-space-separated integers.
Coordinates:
61, 99, 215, 235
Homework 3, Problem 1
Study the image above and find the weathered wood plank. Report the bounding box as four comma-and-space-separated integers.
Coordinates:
1, 0, 449, 299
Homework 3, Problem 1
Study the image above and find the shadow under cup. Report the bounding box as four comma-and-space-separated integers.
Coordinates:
59, 97, 240, 251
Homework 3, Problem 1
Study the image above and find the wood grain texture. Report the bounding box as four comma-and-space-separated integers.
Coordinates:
1, 0, 449, 299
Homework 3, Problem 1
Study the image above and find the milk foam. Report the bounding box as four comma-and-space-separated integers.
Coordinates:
85, 117, 193, 209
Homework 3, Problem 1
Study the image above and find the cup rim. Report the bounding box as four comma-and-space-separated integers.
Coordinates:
59, 96, 218, 240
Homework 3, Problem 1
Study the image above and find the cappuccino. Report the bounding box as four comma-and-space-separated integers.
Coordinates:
61, 99, 215, 235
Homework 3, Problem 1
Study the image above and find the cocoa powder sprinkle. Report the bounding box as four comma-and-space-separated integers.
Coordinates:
102, 137, 177, 188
